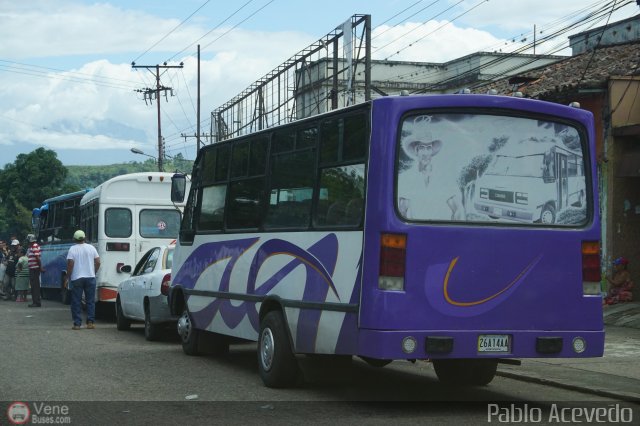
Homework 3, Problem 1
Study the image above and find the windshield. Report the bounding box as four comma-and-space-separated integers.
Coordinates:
486, 154, 545, 178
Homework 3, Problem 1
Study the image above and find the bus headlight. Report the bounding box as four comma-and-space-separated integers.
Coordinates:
515, 192, 528, 204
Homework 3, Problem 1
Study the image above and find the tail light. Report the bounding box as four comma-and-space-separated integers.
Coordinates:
160, 273, 172, 296
379, 233, 406, 291
106, 242, 130, 251
581, 241, 601, 295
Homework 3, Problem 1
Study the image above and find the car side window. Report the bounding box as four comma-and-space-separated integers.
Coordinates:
132, 250, 153, 276
143, 249, 160, 274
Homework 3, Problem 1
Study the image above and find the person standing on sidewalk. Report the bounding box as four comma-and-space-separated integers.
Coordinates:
64, 230, 100, 330
26, 234, 44, 307
3, 239, 20, 301
14, 248, 30, 302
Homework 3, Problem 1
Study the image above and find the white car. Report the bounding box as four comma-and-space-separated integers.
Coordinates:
116, 245, 177, 341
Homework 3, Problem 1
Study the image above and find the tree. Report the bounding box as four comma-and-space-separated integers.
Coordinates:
0, 148, 79, 239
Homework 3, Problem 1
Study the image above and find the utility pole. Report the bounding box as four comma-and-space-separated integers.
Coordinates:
132, 61, 184, 172
197, 44, 201, 156
181, 132, 210, 148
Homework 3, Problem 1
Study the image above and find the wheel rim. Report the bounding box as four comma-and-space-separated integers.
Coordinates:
260, 328, 275, 372
177, 311, 191, 343
541, 209, 553, 223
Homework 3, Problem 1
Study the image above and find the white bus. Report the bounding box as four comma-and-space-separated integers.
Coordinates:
79, 172, 188, 305
473, 140, 586, 224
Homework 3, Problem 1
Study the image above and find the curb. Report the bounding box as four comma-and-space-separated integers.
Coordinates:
496, 371, 640, 403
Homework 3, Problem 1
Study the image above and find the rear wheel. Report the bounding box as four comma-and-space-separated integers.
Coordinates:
258, 311, 299, 388
433, 359, 498, 386
144, 305, 162, 341
178, 309, 200, 356
115, 299, 131, 331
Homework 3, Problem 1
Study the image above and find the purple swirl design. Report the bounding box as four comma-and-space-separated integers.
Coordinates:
175, 234, 340, 336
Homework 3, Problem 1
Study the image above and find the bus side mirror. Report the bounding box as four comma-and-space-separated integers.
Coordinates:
171, 173, 187, 203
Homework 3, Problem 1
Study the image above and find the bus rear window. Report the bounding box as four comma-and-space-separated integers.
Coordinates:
397, 113, 588, 226
140, 209, 181, 238
105, 208, 132, 238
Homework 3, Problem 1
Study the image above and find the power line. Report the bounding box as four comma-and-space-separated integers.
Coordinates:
132, 0, 212, 64
578, 0, 619, 85
166, 0, 256, 62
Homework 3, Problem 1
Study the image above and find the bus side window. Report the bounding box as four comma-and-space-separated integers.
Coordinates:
198, 185, 226, 231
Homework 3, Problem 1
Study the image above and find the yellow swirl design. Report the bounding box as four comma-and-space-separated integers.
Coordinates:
443, 255, 541, 306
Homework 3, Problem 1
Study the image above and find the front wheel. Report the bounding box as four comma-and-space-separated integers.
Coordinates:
178, 309, 200, 356
539, 204, 556, 224
433, 359, 498, 386
144, 305, 162, 341
258, 311, 299, 388
115, 299, 131, 331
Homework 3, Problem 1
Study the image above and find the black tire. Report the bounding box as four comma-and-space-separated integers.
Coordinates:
539, 204, 556, 224
433, 359, 498, 386
178, 309, 200, 356
115, 299, 131, 331
360, 356, 392, 368
144, 305, 162, 341
258, 311, 299, 388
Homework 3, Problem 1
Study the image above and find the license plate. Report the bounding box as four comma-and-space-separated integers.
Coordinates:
478, 334, 511, 353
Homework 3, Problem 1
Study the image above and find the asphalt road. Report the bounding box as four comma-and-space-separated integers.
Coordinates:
0, 300, 634, 425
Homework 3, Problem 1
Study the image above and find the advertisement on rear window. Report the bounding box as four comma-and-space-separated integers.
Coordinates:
397, 113, 587, 225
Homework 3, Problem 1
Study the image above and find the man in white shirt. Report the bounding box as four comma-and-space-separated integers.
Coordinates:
65, 230, 100, 330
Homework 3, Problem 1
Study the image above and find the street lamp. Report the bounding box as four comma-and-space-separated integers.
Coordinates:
130, 147, 162, 171
130, 148, 173, 172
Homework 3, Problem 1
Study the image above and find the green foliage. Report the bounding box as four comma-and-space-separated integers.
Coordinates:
0, 148, 76, 239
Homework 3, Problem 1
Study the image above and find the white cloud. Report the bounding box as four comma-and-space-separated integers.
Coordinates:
0, 0, 637, 164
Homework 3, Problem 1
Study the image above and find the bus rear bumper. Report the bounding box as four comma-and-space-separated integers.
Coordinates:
98, 286, 118, 303
357, 329, 605, 360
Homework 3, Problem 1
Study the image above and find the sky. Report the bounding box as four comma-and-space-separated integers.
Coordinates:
0, 0, 637, 166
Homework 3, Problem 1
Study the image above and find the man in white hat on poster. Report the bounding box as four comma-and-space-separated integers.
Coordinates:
397, 117, 465, 221
65, 230, 100, 330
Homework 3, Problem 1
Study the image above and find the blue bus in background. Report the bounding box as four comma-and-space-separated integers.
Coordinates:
32, 189, 92, 303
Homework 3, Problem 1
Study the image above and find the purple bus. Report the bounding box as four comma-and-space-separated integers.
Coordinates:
169, 93, 603, 388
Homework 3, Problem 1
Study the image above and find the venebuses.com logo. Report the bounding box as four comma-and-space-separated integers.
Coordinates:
6, 401, 71, 424
6, 401, 30, 425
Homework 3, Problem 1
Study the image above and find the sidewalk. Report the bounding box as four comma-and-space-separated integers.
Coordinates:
499, 302, 640, 402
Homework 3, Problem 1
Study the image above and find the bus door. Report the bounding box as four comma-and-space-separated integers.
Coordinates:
136, 206, 181, 256
557, 153, 568, 210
